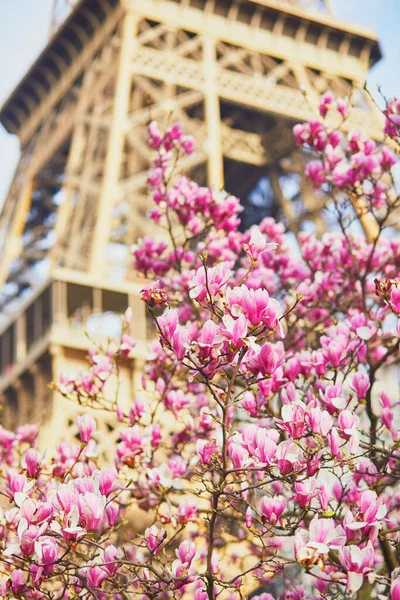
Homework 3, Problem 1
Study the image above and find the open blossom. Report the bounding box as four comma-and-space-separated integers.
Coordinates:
177, 500, 197, 524
344, 489, 387, 543
246, 342, 284, 376
280, 402, 306, 439
294, 479, 318, 508
295, 516, 346, 565
189, 263, 232, 301
3, 518, 46, 558
60, 505, 86, 541
226, 286, 281, 331
221, 314, 248, 350
246, 226, 278, 261
240, 425, 279, 467
171, 541, 197, 585
339, 542, 374, 593
275, 440, 303, 475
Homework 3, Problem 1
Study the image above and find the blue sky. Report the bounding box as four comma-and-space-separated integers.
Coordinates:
0, 1, 399, 203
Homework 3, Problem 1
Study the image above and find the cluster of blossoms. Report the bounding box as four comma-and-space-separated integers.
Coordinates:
1, 93, 400, 599
294, 91, 399, 227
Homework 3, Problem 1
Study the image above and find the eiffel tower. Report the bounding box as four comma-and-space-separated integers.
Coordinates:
0, 0, 383, 444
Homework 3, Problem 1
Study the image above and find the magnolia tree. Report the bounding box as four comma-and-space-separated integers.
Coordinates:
1, 93, 400, 600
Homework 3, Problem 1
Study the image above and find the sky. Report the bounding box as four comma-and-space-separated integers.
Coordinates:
0, 1, 399, 204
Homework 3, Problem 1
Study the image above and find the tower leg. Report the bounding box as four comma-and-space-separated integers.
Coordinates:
90, 13, 138, 276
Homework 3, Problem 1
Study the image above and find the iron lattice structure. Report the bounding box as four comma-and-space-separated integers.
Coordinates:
0, 0, 383, 439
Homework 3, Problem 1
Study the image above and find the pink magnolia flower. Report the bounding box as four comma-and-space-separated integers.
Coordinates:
293, 119, 327, 150
306, 406, 333, 437
192, 319, 224, 361
182, 134, 195, 154
351, 372, 370, 400
189, 264, 231, 302
5, 471, 34, 505
319, 91, 335, 117
76, 414, 96, 443
241, 390, 258, 416
158, 309, 179, 341
80, 564, 109, 589
145, 525, 166, 554
100, 545, 121, 577
77, 492, 106, 531
241, 425, 279, 467
120, 333, 136, 355
194, 581, 209, 600
320, 383, 347, 413
276, 440, 303, 475
105, 502, 119, 527
246, 342, 284, 377
294, 479, 318, 508
170, 324, 192, 360
245, 506, 253, 528
390, 285, 400, 314
227, 286, 281, 331
280, 403, 306, 439
95, 468, 117, 496
319, 484, 331, 511
221, 314, 248, 350
165, 389, 189, 416
197, 439, 218, 465
3, 518, 46, 558
229, 443, 249, 469
246, 226, 278, 261
338, 410, 359, 437
60, 505, 86, 541
295, 515, 346, 564
359, 490, 387, 524
345, 490, 386, 543
23, 448, 43, 478
147, 120, 163, 148
392, 576, 400, 600
260, 496, 286, 524
328, 427, 343, 459
339, 542, 374, 593
306, 160, 325, 187
176, 540, 196, 566
20, 498, 36, 524
54, 483, 79, 513
177, 499, 197, 524
171, 541, 197, 586
34, 537, 58, 574
9, 570, 28, 596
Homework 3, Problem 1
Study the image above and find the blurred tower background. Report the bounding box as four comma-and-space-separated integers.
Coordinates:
50, 0, 81, 35
0, 0, 383, 443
